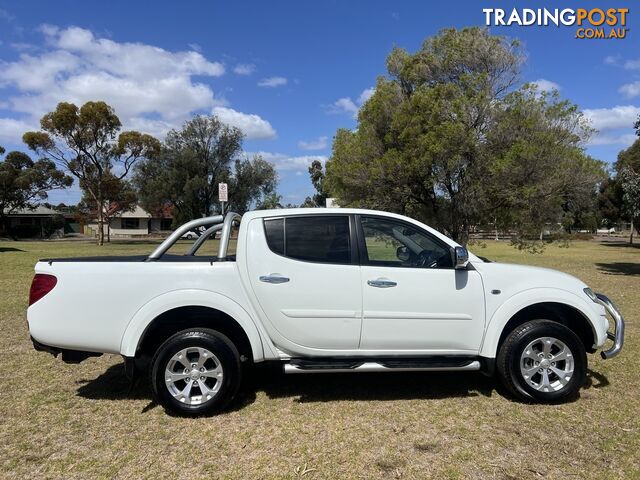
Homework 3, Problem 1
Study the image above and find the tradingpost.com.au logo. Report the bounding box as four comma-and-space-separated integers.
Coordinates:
483, 7, 629, 39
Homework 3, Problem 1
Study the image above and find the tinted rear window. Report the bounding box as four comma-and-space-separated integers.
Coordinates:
263, 216, 351, 264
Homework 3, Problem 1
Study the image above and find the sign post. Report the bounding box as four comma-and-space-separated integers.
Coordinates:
218, 182, 228, 216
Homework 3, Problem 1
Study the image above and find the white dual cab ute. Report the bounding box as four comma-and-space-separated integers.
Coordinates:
28, 209, 624, 416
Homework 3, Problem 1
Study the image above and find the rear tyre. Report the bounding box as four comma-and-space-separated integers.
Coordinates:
150, 329, 242, 416
497, 320, 586, 403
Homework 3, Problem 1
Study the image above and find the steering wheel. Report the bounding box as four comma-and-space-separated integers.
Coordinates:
416, 250, 451, 268
415, 250, 433, 268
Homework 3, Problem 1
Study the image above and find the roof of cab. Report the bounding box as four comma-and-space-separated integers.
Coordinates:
242, 207, 406, 220
239, 208, 471, 254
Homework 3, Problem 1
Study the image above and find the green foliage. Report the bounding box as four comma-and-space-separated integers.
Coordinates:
22, 101, 160, 245
229, 156, 278, 213
617, 138, 640, 173
302, 160, 328, 207
256, 192, 283, 210
616, 139, 640, 239
0, 148, 72, 238
485, 87, 604, 242
325, 27, 604, 250
134, 115, 278, 224
598, 177, 624, 227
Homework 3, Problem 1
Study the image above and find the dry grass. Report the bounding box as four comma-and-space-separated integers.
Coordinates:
0, 238, 638, 479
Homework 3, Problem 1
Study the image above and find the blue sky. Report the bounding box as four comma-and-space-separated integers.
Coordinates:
0, 0, 638, 206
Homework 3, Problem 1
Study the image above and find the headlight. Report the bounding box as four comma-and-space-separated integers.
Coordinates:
583, 287, 599, 303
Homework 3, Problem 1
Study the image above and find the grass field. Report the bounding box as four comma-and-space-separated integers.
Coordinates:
0, 238, 638, 479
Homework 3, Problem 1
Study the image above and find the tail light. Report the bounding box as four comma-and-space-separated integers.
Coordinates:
29, 274, 57, 306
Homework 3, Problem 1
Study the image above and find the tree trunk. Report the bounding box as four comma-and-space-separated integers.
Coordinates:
97, 199, 104, 246
631, 218, 635, 245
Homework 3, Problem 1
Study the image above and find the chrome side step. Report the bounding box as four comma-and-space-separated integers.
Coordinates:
284, 360, 481, 374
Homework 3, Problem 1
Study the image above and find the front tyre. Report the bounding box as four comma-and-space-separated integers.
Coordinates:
150, 329, 242, 416
497, 320, 586, 403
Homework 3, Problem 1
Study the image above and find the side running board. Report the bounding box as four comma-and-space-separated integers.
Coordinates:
283, 358, 481, 374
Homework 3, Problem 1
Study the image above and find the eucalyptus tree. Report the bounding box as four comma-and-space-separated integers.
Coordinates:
325, 27, 604, 248
23, 101, 160, 245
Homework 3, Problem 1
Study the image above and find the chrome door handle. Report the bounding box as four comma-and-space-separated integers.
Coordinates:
259, 274, 290, 284
367, 278, 397, 288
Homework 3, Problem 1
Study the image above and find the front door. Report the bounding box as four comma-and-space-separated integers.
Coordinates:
357, 215, 485, 354
246, 214, 362, 353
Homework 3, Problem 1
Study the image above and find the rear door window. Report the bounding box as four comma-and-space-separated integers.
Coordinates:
263, 216, 351, 264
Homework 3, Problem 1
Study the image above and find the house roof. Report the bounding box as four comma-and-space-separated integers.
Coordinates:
115, 204, 173, 219
118, 205, 152, 218
4, 206, 60, 216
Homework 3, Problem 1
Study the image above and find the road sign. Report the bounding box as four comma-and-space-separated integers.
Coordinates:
218, 182, 228, 202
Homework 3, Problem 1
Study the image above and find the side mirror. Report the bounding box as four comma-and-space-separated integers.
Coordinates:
454, 246, 469, 270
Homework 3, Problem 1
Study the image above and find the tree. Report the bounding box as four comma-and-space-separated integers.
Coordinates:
598, 177, 624, 228
0, 148, 72, 238
634, 115, 640, 136
79, 174, 138, 242
228, 156, 278, 214
135, 115, 278, 223
616, 138, 640, 243
23, 101, 160, 245
256, 192, 283, 210
484, 87, 604, 243
302, 160, 328, 207
325, 28, 602, 248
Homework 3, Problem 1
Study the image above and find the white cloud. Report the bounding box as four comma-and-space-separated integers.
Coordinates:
188, 43, 202, 52
619, 81, 640, 98
0, 25, 276, 144
43, 26, 225, 79
250, 151, 327, 172
298, 136, 328, 151
358, 87, 375, 104
2, 50, 80, 92
588, 133, 637, 147
623, 59, 640, 70
531, 78, 560, 92
124, 117, 177, 139
212, 107, 276, 140
258, 76, 287, 88
328, 97, 359, 117
234, 63, 255, 75
327, 87, 375, 118
0, 117, 36, 143
604, 55, 621, 66
583, 105, 640, 130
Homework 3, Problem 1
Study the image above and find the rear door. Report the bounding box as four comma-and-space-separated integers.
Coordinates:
246, 214, 362, 352
357, 215, 485, 354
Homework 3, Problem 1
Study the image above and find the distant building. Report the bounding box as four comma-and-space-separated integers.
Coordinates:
85, 205, 173, 238
2, 206, 64, 238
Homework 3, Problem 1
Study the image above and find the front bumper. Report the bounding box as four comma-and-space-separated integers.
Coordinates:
595, 293, 625, 359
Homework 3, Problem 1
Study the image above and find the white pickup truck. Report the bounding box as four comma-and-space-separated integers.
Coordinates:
28, 209, 624, 416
